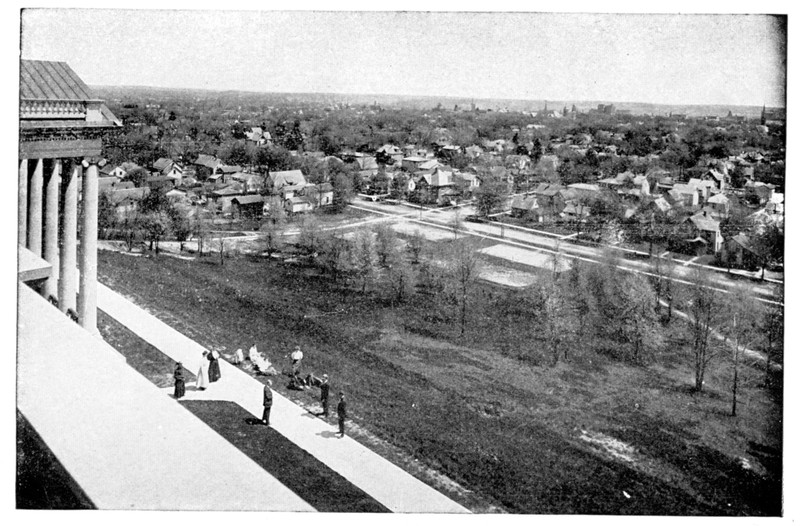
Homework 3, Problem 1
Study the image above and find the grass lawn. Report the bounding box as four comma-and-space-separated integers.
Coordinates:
181, 400, 388, 512
98, 249, 782, 515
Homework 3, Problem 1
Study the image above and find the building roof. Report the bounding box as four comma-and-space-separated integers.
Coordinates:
689, 213, 720, 232
232, 195, 265, 205
708, 193, 730, 204
19, 60, 121, 130
671, 184, 698, 196
567, 183, 600, 192
270, 170, 307, 189
153, 158, 174, 171
194, 154, 221, 168
20, 60, 96, 101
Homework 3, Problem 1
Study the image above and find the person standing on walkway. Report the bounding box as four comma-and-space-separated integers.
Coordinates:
208, 349, 221, 383
173, 362, 186, 399
319, 374, 330, 417
262, 380, 273, 426
336, 392, 347, 437
196, 351, 210, 391
291, 345, 303, 375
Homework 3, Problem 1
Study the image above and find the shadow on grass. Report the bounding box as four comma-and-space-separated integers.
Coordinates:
181, 400, 388, 513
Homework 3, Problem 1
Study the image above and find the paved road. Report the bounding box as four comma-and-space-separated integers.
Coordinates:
347, 200, 782, 304
97, 282, 471, 514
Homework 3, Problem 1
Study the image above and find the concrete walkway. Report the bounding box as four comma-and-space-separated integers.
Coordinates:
17, 282, 314, 511
97, 282, 470, 514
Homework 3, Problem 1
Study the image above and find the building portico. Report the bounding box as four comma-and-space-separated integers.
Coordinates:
18, 60, 120, 333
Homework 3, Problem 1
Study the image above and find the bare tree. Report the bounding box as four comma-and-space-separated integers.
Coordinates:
618, 274, 662, 363
260, 196, 286, 262
406, 228, 424, 264
447, 238, 481, 336
297, 214, 321, 256
318, 230, 352, 284
687, 268, 721, 392
352, 228, 377, 294
539, 279, 575, 365
723, 286, 760, 416
760, 287, 784, 388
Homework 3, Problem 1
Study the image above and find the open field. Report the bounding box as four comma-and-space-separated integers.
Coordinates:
98, 249, 782, 515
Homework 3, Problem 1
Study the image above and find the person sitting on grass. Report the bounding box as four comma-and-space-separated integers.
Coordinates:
287, 373, 307, 391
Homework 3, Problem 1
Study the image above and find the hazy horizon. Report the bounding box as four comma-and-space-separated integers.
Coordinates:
91, 83, 778, 119
22, 10, 787, 108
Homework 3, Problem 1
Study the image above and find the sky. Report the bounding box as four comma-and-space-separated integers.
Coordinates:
18, 9, 788, 107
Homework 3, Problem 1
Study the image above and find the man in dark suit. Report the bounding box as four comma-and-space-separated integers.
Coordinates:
336, 392, 347, 437
319, 374, 330, 417
262, 380, 273, 426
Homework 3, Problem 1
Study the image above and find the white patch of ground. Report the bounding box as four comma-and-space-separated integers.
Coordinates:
579, 430, 636, 464
479, 244, 572, 272
478, 263, 538, 288
392, 221, 461, 241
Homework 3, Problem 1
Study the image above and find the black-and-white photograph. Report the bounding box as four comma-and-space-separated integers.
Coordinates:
14, 4, 791, 518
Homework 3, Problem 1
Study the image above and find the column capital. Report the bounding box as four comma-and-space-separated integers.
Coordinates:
82, 157, 106, 168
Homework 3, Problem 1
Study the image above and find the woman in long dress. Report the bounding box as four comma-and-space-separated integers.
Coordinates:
196, 351, 210, 390
208, 349, 221, 383
173, 362, 186, 399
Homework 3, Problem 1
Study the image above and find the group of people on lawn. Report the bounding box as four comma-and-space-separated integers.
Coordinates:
172, 344, 348, 437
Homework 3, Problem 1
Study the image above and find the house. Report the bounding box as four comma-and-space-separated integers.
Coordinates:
245, 127, 271, 145
744, 181, 775, 205
268, 170, 307, 197
653, 196, 672, 214
402, 156, 430, 172
231, 195, 266, 218
285, 196, 314, 214
561, 202, 591, 222
100, 164, 127, 179
194, 154, 222, 175
456, 172, 482, 192
316, 182, 334, 207
376, 144, 404, 165
107, 187, 150, 220
210, 183, 247, 214
231, 172, 265, 193
464, 145, 484, 159
722, 233, 761, 270
530, 183, 566, 221
668, 184, 700, 208
408, 168, 457, 204
688, 210, 723, 254
701, 168, 727, 191
98, 176, 121, 193
707, 193, 731, 218
144, 176, 176, 191
511, 195, 538, 218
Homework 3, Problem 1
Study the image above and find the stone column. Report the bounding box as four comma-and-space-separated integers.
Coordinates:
43, 160, 61, 300
18, 159, 28, 246
27, 158, 44, 256
59, 162, 79, 315
78, 158, 102, 333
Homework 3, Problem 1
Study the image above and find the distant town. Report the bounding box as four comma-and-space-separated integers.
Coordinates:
94, 86, 784, 279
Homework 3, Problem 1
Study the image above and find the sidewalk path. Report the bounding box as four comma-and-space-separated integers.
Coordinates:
98, 282, 470, 514
18, 282, 314, 511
